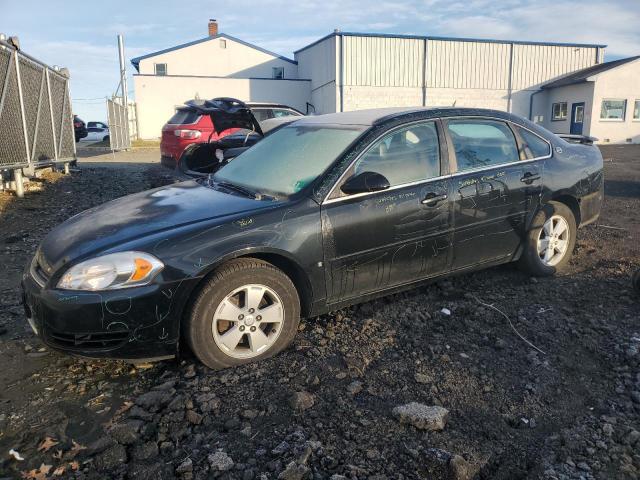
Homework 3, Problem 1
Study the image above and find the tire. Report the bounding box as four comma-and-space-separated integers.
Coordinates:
518, 201, 577, 276
632, 270, 640, 294
184, 258, 300, 370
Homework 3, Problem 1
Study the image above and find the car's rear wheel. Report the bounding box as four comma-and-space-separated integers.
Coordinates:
184, 258, 300, 370
519, 201, 577, 276
632, 269, 640, 294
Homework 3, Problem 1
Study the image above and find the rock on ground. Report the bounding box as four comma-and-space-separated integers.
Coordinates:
393, 403, 449, 431
289, 390, 315, 411
278, 461, 310, 480
208, 450, 234, 471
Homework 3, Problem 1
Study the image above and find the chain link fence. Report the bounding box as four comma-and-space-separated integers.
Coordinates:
0, 40, 76, 167
107, 97, 131, 150
0, 37, 76, 196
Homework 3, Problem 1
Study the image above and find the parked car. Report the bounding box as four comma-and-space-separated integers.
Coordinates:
160, 99, 303, 168
81, 121, 110, 143
22, 107, 603, 370
177, 101, 301, 177
73, 115, 87, 142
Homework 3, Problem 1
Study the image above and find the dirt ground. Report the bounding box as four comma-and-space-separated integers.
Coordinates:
0, 146, 638, 480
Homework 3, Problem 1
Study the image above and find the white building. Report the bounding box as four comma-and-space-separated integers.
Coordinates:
131, 20, 310, 139
132, 24, 639, 143
531, 56, 640, 144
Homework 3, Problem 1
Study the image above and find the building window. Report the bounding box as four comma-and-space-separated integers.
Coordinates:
154, 63, 167, 76
634, 100, 640, 120
272, 67, 284, 79
551, 102, 568, 121
220, 39, 226, 49
600, 99, 626, 120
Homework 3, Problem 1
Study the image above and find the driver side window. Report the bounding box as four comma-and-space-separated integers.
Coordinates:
351, 121, 440, 189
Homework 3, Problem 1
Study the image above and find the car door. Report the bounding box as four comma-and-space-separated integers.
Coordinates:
84, 127, 99, 142
321, 120, 453, 305
444, 118, 544, 270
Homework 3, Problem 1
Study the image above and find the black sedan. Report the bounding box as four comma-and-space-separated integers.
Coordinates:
22, 107, 603, 369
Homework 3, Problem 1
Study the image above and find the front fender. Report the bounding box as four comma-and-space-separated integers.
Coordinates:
137, 197, 325, 320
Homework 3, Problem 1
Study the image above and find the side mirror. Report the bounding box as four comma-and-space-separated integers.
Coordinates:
340, 171, 391, 195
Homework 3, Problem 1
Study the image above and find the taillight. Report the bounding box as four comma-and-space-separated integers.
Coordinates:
174, 129, 202, 139
74, 122, 82, 128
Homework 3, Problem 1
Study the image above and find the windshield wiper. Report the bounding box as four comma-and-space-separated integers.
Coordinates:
214, 180, 258, 199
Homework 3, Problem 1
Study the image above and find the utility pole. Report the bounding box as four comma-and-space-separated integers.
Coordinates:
117, 34, 128, 105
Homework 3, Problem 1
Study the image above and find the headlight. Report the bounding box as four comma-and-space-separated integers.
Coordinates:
57, 252, 164, 291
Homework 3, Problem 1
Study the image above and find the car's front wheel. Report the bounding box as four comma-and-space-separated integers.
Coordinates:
184, 258, 300, 370
519, 201, 577, 276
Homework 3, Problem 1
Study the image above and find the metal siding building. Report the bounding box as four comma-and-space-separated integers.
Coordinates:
134, 27, 640, 143
294, 33, 605, 118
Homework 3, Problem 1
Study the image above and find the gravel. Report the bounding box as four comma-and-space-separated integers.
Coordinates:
0, 146, 639, 479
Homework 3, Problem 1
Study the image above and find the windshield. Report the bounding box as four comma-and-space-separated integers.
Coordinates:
213, 124, 365, 196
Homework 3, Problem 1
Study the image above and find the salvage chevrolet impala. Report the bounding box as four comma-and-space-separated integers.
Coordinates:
22, 107, 603, 369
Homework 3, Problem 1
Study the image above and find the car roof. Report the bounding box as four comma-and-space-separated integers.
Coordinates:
289, 107, 515, 127
177, 101, 303, 115
246, 102, 299, 109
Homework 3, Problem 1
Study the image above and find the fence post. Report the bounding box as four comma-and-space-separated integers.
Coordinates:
13, 168, 24, 197
57, 77, 68, 161
45, 69, 58, 162
13, 50, 31, 172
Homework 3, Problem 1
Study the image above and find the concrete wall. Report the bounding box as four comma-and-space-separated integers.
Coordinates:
137, 36, 298, 79
133, 75, 311, 139
590, 60, 640, 144
343, 86, 422, 111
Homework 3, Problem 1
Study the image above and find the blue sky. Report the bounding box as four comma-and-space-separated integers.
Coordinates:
2, 0, 639, 121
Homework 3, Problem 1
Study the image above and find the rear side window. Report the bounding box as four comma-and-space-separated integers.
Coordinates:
168, 110, 200, 125
272, 109, 300, 118
447, 119, 519, 172
251, 109, 273, 122
516, 126, 551, 159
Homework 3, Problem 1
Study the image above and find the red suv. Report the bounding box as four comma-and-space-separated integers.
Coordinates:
160, 102, 303, 168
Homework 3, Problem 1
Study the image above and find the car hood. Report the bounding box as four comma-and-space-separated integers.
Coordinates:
39, 180, 275, 274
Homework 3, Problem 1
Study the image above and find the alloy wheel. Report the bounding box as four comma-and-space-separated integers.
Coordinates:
212, 284, 284, 359
537, 215, 570, 267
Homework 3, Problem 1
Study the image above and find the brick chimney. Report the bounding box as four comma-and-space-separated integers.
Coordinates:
208, 19, 218, 36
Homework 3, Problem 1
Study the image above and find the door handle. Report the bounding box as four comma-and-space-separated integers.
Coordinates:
421, 193, 448, 206
520, 172, 540, 184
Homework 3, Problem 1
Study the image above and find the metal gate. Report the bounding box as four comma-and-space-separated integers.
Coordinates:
106, 97, 131, 150
0, 37, 76, 174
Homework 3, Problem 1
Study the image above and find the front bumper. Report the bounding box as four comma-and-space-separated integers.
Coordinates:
21, 271, 186, 360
